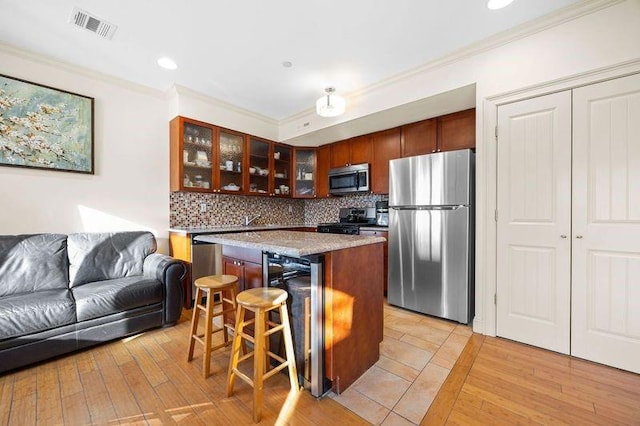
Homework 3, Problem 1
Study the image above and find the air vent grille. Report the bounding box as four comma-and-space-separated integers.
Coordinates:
69, 7, 117, 40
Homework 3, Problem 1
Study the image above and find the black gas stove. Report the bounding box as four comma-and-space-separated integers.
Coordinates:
316, 207, 377, 235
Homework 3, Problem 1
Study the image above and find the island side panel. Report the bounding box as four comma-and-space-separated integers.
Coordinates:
325, 242, 384, 393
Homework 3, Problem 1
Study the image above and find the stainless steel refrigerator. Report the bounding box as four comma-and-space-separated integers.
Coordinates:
388, 149, 474, 324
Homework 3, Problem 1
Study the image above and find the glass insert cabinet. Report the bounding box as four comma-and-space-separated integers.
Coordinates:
170, 116, 303, 197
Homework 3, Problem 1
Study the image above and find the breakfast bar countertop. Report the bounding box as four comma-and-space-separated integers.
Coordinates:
194, 230, 385, 257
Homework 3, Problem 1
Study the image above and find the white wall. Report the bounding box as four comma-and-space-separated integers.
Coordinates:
0, 46, 172, 252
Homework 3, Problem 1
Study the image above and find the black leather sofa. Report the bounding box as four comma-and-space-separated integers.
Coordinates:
0, 231, 185, 373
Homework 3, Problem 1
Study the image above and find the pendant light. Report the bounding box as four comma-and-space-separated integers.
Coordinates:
316, 87, 346, 117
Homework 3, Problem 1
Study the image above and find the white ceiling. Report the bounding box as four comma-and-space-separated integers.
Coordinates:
0, 0, 582, 121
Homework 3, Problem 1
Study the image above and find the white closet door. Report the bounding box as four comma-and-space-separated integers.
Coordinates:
496, 91, 572, 354
572, 73, 640, 373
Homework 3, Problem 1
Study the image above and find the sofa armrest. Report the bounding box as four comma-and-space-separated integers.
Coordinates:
143, 253, 186, 325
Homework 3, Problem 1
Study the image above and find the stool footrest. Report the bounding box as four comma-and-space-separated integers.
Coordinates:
264, 324, 284, 337
231, 368, 253, 387
263, 362, 290, 381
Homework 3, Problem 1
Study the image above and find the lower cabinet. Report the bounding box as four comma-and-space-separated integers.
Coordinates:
222, 246, 263, 291
359, 230, 388, 295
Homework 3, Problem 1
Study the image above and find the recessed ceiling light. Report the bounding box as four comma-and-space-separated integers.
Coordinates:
282, 61, 293, 68
157, 56, 178, 70
487, 0, 514, 10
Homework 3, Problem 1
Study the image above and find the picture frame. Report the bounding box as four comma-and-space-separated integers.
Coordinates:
0, 73, 94, 174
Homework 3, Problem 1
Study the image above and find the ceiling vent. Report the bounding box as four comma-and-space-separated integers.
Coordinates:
69, 7, 117, 40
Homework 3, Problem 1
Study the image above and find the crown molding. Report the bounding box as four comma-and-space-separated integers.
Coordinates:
172, 84, 279, 126
0, 41, 166, 99
279, 0, 624, 126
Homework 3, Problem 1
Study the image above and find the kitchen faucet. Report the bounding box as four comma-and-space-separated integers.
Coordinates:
244, 214, 261, 226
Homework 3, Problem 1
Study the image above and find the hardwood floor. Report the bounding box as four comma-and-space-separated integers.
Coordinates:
0, 312, 366, 425
423, 334, 640, 425
3, 311, 640, 425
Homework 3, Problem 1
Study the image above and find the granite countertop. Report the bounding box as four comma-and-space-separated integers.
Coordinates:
168, 224, 314, 234
194, 230, 386, 257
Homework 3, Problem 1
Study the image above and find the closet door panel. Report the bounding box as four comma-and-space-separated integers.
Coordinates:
496, 91, 572, 354
572, 73, 640, 373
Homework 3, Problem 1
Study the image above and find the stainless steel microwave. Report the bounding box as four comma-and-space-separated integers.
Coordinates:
328, 163, 370, 194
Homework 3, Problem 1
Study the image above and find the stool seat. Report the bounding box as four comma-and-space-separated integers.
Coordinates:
236, 287, 288, 308
195, 274, 238, 289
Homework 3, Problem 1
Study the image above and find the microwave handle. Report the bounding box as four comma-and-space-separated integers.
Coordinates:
357, 171, 368, 189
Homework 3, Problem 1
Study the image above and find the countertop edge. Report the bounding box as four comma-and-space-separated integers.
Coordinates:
194, 231, 386, 257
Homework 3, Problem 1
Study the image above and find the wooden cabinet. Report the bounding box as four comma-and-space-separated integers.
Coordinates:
400, 109, 475, 157
216, 128, 246, 194
316, 145, 331, 198
401, 118, 437, 157
170, 116, 293, 197
248, 139, 292, 197
359, 230, 389, 295
272, 143, 292, 197
438, 108, 476, 152
293, 148, 316, 198
330, 140, 350, 168
222, 246, 263, 291
372, 128, 401, 194
330, 135, 372, 168
170, 117, 216, 192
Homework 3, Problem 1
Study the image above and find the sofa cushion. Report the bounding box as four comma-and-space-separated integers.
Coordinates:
68, 231, 156, 287
0, 289, 76, 340
0, 234, 69, 297
72, 276, 162, 322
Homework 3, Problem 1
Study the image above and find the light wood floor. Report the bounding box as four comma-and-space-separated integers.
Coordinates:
3, 312, 640, 425
423, 334, 640, 425
0, 312, 366, 425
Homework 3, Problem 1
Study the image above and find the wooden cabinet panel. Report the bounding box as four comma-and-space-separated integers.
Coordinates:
326, 244, 384, 393
359, 230, 389, 295
438, 108, 476, 151
401, 118, 437, 157
372, 128, 401, 194
349, 135, 373, 165
169, 232, 192, 309
222, 246, 263, 291
330, 140, 351, 168
316, 145, 331, 198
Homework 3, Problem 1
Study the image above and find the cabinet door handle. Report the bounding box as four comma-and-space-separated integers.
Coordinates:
576, 235, 583, 239
560, 235, 567, 239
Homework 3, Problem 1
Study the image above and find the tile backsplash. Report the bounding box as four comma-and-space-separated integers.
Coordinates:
304, 193, 386, 224
170, 191, 387, 228
170, 192, 305, 228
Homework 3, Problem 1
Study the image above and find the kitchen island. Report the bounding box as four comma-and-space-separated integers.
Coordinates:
195, 230, 385, 397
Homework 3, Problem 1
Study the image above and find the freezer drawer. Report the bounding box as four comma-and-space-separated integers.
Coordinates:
388, 206, 471, 323
389, 150, 472, 208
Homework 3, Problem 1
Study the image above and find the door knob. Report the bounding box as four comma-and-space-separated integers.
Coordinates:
560, 235, 567, 239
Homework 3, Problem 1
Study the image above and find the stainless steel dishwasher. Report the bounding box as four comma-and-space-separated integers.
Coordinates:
190, 236, 222, 304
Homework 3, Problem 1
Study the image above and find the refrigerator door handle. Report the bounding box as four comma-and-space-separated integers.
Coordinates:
390, 205, 464, 211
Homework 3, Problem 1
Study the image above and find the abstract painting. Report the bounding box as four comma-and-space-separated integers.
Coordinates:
0, 73, 94, 174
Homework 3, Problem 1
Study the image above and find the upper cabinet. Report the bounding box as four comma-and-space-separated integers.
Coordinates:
217, 128, 246, 193
372, 128, 401, 194
248, 137, 271, 195
400, 109, 475, 157
170, 116, 292, 197
437, 108, 476, 152
272, 144, 292, 197
293, 148, 316, 198
170, 117, 215, 192
401, 118, 437, 157
330, 135, 373, 168
316, 145, 331, 198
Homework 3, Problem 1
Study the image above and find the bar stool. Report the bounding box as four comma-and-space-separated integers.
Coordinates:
187, 274, 239, 378
226, 287, 299, 423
